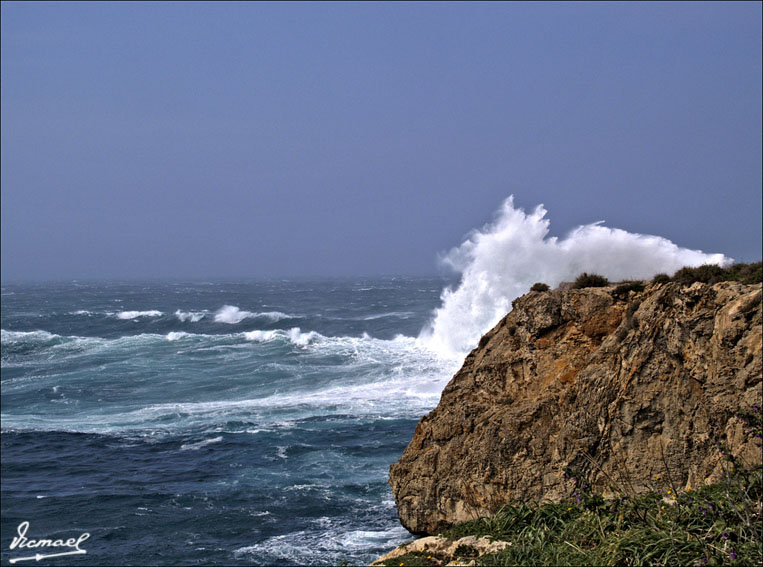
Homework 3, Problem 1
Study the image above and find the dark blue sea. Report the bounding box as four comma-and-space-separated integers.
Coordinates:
1, 278, 460, 566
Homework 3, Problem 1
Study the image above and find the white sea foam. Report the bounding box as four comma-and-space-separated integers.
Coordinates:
243, 328, 320, 346
361, 311, 414, 321
234, 523, 411, 564
243, 329, 278, 342
175, 310, 207, 323
2, 330, 457, 433
214, 305, 254, 324
116, 310, 164, 320
3, 291, 461, 434
1, 329, 60, 343
258, 311, 295, 322
166, 331, 191, 341
214, 305, 295, 324
180, 436, 223, 451
421, 196, 732, 358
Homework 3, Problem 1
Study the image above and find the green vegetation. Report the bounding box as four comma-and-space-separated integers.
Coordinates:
531, 282, 550, 292
652, 273, 671, 285
377, 551, 443, 566
572, 273, 610, 289
567, 261, 762, 294
672, 262, 762, 286
725, 261, 763, 284
434, 406, 762, 566
613, 281, 645, 297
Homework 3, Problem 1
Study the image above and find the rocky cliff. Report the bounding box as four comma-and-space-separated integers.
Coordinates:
390, 281, 762, 535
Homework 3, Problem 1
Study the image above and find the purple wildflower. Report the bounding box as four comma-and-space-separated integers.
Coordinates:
730, 550, 737, 561
722, 532, 729, 540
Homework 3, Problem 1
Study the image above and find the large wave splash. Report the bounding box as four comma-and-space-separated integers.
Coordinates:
420, 196, 731, 358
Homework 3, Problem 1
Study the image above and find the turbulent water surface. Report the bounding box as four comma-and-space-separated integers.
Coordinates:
1, 278, 461, 566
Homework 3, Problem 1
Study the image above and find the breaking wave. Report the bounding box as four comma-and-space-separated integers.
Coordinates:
116, 310, 164, 320
420, 196, 731, 358
214, 305, 295, 324
175, 310, 207, 322
243, 328, 320, 346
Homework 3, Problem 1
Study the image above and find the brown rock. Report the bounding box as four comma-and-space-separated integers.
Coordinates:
370, 535, 511, 566
389, 281, 762, 535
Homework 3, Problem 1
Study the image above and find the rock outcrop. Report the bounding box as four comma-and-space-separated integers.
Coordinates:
371, 535, 511, 566
390, 281, 762, 535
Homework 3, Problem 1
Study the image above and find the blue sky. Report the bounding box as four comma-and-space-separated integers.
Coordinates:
2, 1, 761, 280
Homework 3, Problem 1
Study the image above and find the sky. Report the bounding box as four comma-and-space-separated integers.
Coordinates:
1, 1, 761, 281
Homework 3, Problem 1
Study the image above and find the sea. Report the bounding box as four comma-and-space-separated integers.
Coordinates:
1, 278, 461, 566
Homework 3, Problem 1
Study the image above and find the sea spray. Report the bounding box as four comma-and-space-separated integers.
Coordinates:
420, 196, 731, 358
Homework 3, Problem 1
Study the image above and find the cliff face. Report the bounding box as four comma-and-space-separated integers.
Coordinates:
390, 281, 762, 535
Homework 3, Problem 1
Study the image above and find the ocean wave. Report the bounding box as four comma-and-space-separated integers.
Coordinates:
1, 331, 457, 433
180, 435, 224, 451
1, 329, 60, 344
361, 311, 414, 321
166, 331, 192, 341
234, 522, 410, 564
243, 327, 320, 346
175, 310, 207, 323
259, 311, 296, 321
2, 327, 393, 352
115, 310, 164, 320
213, 305, 295, 324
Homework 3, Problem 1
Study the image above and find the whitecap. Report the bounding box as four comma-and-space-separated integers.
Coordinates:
214, 305, 296, 324
166, 331, 191, 341
1, 329, 60, 343
214, 305, 254, 324
243, 327, 321, 346
175, 310, 207, 323
361, 311, 414, 321
257, 311, 295, 322
180, 436, 223, 451
116, 310, 163, 320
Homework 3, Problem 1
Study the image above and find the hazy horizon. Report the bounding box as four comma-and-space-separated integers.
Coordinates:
2, 2, 761, 281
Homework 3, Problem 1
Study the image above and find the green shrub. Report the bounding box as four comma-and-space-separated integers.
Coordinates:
377, 551, 441, 566
672, 262, 763, 286
613, 281, 645, 297
530, 282, 550, 292
572, 273, 609, 289
652, 273, 671, 285
725, 261, 763, 284
672, 264, 726, 285
454, 544, 478, 557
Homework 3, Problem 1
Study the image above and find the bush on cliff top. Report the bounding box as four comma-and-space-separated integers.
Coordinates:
672, 261, 762, 286
613, 281, 645, 297
652, 273, 671, 285
571, 273, 609, 289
